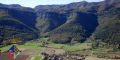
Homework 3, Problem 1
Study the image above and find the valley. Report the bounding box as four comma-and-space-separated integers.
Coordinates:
0, 0, 120, 60
1, 39, 119, 60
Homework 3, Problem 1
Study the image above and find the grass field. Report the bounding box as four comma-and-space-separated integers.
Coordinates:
0, 42, 91, 52
18, 42, 44, 50
92, 47, 114, 55
0, 42, 45, 52
48, 43, 91, 52
0, 40, 92, 60
0, 45, 11, 52
39, 38, 91, 52
0, 41, 118, 60
34, 56, 42, 60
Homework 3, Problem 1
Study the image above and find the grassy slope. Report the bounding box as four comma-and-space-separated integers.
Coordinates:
48, 43, 91, 52
34, 56, 42, 60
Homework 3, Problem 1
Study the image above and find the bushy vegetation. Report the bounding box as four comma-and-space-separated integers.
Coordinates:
93, 8, 120, 49
0, 10, 38, 46
47, 12, 98, 43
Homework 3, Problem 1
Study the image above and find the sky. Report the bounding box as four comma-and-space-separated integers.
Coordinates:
0, 0, 104, 8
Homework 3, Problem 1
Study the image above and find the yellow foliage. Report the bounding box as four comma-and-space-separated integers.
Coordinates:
10, 38, 20, 44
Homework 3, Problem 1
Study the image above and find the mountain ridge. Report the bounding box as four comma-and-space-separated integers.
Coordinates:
0, 0, 120, 49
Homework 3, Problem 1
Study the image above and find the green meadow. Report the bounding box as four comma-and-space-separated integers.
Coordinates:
34, 56, 42, 60
0, 41, 91, 52
48, 43, 91, 52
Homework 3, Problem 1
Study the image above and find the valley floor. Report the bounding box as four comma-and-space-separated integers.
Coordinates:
0, 41, 120, 60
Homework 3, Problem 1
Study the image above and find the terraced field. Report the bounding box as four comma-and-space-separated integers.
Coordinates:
0, 41, 119, 60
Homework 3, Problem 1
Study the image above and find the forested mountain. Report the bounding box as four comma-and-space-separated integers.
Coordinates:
0, 7, 38, 44
94, 8, 120, 48
0, 0, 120, 48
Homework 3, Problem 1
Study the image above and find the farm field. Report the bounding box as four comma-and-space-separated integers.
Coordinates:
0, 38, 119, 60
0, 41, 119, 60
0, 41, 91, 60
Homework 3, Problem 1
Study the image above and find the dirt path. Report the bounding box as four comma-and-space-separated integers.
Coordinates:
19, 48, 26, 51
15, 47, 120, 60
30, 56, 35, 60
15, 55, 29, 60
44, 47, 65, 55
15, 48, 42, 60
20, 49, 42, 56
85, 56, 120, 60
